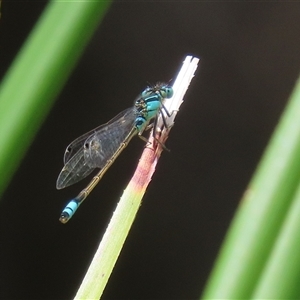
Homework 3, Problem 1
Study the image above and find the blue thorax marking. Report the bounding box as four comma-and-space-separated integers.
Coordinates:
133, 84, 173, 132
134, 90, 165, 132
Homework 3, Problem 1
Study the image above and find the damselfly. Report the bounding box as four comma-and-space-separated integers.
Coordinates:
57, 83, 173, 223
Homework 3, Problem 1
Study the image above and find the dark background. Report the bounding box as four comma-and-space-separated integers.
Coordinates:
1, 2, 300, 300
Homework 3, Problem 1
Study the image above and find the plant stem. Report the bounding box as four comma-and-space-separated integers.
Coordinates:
74, 56, 199, 299
251, 179, 300, 299
202, 77, 300, 299
0, 0, 111, 197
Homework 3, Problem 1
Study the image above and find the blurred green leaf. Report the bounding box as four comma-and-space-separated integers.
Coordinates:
202, 77, 300, 299
0, 0, 111, 197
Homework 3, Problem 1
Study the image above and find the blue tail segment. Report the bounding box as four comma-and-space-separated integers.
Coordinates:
59, 199, 80, 223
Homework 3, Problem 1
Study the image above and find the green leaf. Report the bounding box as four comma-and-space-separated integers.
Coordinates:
0, 0, 111, 197
202, 77, 300, 299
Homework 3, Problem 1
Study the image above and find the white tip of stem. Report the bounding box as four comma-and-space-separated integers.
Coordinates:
158, 55, 200, 130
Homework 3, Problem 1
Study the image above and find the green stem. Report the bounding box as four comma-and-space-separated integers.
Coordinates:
251, 180, 300, 299
72, 57, 199, 299
0, 0, 111, 197
75, 138, 161, 299
202, 77, 300, 299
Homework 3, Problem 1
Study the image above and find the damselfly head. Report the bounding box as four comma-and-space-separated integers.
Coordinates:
159, 85, 173, 99
141, 83, 173, 100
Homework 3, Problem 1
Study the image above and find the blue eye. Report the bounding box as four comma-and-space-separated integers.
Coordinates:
141, 88, 151, 98
160, 86, 173, 99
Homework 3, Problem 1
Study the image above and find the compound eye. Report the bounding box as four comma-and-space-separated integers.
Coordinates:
141, 88, 151, 98
166, 87, 173, 98
160, 86, 173, 99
